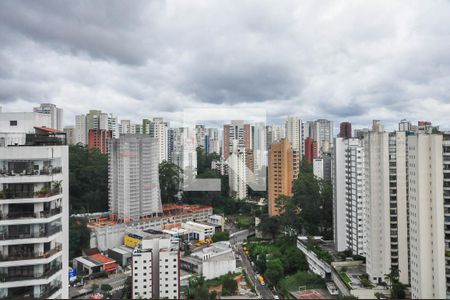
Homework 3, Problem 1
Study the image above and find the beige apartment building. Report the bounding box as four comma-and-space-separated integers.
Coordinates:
268, 138, 299, 217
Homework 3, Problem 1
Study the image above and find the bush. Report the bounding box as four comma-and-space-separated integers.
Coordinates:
222, 278, 238, 296
212, 231, 230, 242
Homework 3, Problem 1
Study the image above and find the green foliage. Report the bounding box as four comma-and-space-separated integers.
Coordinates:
69, 217, 90, 260
305, 239, 333, 264
212, 231, 230, 242
101, 284, 113, 292
264, 258, 284, 285
221, 278, 238, 296
384, 268, 406, 299
278, 271, 325, 296
69, 145, 108, 213
188, 276, 210, 300
257, 214, 280, 239
255, 254, 267, 274
159, 161, 182, 203
282, 244, 309, 274
197, 147, 220, 175
121, 277, 132, 299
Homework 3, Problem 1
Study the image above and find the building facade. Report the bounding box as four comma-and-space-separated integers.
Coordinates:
268, 139, 299, 217
132, 237, 180, 299
408, 134, 445, 299
0, 127, 69, 298
33, 103, 63, 131
109, 135, 162, 222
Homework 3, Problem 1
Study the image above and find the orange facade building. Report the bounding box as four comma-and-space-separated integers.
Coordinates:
268, 138, 299, 217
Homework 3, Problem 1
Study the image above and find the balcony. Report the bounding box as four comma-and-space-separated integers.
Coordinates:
0, 263, 62, 282
0, 281, 62, 299
0, 186, 62, 200
0, 244, 62, 262
0, 167, 61, 178
0, 226, 62, 241
0, 207, 62, 221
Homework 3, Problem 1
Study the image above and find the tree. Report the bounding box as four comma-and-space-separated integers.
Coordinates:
69, 145, 108, 213
101, 284, 113, 292
69, 217, 90, 259
282, 246, 309, 274
188, 276, 209, 300
255, 254, 267, 274
257, 214, 280, 240
159, 161, 182, 203
384, 267, 406, 299
264, 258, 284, 285
212, 231, 230, 242
222, 277, 238, 296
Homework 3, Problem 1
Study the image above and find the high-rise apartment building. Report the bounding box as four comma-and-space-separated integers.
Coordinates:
387, 131, 409, 284
108, 114, 119, 139
74, 114, 87, 145
132, 236, 180, 299
33, 103, 63, 131
304, 137, 318, 164
63, 126, 76, 145
0, 125, 69, 299
109, 135, 162, 222
223, 121, 251, 160
149, 118, 169, 163
207, 128, 220, 155
442, 133, 450, 296
170, 128, 197, 189
285, 116, 301, 151
88, 129, 112, 154
408, 134, 445, 299
339, 122, 352, 138
309, 119, 333, 154
333, 137, 365, 254
120, 120, 131, 134
228, 141, 248, 200
252, 122, 267, 171
313, 153, 332, 182
363, 121, 391, 283
268, 138, 299, 217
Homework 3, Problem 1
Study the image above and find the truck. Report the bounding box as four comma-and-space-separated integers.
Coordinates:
257, 275, 265, 286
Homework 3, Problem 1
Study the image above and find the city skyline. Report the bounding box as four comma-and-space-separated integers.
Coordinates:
0, 1, 450, 130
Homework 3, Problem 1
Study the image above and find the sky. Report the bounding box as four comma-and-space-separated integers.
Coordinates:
0, 0, 450, 130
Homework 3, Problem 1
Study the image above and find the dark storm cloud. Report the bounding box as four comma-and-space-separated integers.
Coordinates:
0, 0, 450, 129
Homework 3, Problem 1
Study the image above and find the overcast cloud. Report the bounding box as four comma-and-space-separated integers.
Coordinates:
0, 0, 450, 129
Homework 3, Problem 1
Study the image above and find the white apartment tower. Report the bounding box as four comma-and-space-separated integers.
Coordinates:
285, 116, 300, 151
33, 103, 63, 131
170, 128, 197, 188
408, 134, 445, 299
333, 137, 365, 254
109, 135, 162, 222
387, 131, 409, 284
132, 236, 180, 299
442, 133, 450, 296
74, 114, 87, 145
228, 141, 247, 200
310, 119, 333, 154
149, 118, 168, 163
0, 125, 69, 298
253, 122, 267, 171
363, 121, 391, 283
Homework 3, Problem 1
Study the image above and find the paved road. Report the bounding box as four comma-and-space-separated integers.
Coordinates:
70, 272, 129, 299
236, 244, 274, 300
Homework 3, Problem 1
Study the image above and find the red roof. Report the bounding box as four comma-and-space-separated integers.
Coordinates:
34, 126, 65, 134
89, 254, 116, 264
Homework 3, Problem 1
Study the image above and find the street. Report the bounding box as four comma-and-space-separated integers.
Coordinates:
236, 244, 274, 299
69, 272, 129, 299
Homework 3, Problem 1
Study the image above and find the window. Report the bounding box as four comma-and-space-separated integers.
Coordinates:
10, 120, 17, 126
